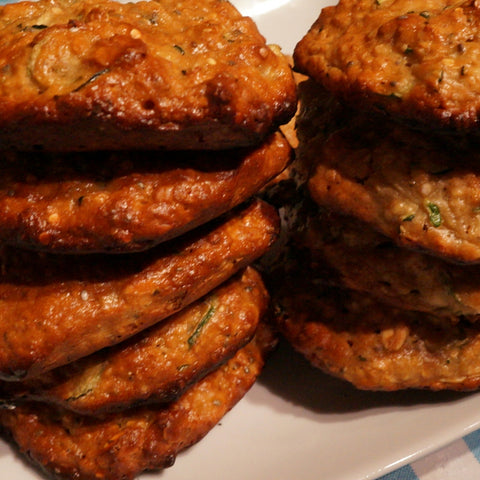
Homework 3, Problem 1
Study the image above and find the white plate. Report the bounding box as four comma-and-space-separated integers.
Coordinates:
2, 1, 480, 479
2, 340, 479, 480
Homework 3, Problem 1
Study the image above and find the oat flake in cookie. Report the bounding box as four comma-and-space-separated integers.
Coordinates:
0, 323, 277, 480
299, 83, 480, 264
273, 273, 480, 391
1, 267, 268, 415
294, 0, 480, 131
0, 0, 296, 151
0, 132, 290, 253
0, 200, 278, 380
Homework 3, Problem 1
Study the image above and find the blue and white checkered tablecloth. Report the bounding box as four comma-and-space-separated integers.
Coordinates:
379, 430, 480, 480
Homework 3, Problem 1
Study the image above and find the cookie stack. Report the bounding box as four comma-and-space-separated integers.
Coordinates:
0, 0, 296, 478
273, 0, 480, 392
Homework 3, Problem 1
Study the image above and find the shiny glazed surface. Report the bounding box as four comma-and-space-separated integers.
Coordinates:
0, 0, 296, 150
2, 267, 269, 415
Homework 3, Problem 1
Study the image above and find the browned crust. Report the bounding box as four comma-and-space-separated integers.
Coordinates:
0, 131, 291, 253
2, 267, 269, 415
0, 0, 296, 151
0, 323, 277, 480
0, 199, 279, 380
298, 81, 480, 264
273, 274, 480, 391
294, 0, 480, 132
301, 207, 480, 319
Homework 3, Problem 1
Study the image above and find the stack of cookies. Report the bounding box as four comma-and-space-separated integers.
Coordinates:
273, 0, 480, 392
0, 0, 296, 478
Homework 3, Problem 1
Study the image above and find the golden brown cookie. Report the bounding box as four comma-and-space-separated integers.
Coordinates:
0, 0, 296, 151
294, 0, 480, 131
0, 132, 290, 253
273, 275, 480, 391
0, 200, 278, 380
299, 83, 480, 263
2, 267, 268, 415
301, 207, 480, 319
0, 323, 277, 480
